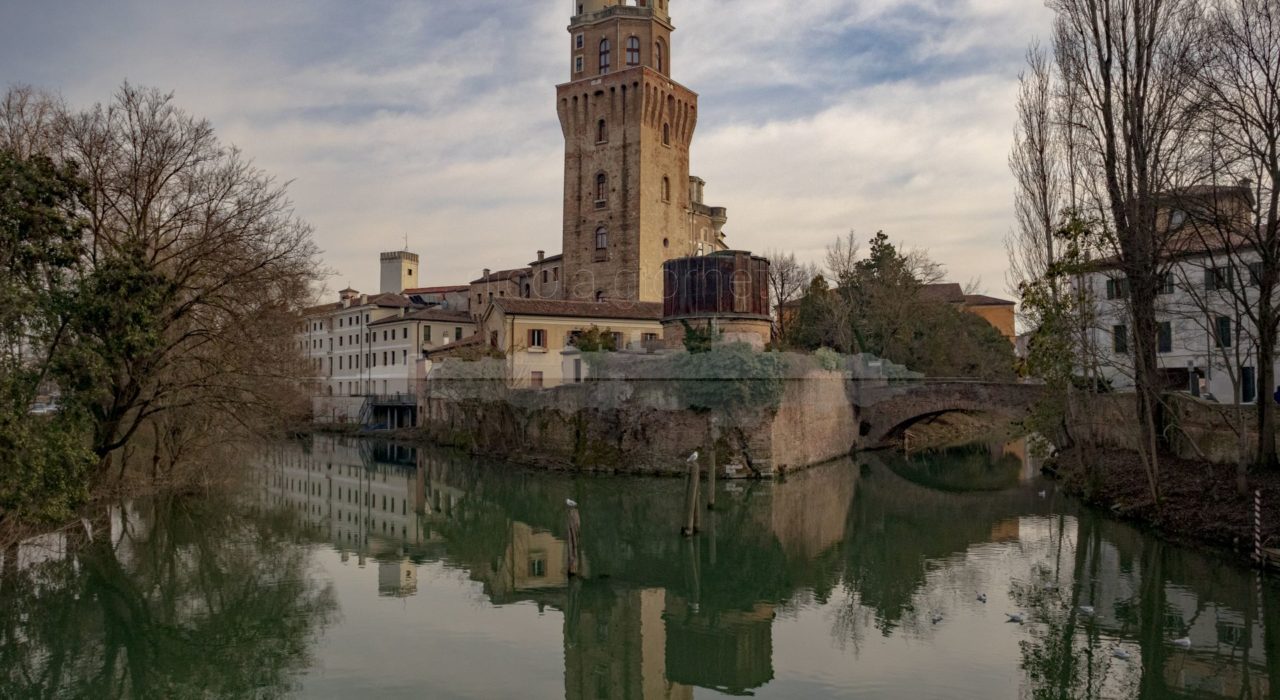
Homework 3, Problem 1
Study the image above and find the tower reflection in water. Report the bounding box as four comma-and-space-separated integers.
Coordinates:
253, 436, 1277, 700
255, 435, 857, 698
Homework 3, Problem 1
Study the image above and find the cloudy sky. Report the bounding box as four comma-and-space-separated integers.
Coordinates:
2, 0, 1054, 298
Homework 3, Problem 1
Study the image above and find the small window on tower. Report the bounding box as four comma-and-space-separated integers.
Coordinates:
575, 33, 584, 50
408, 269, 413, 276
599, 39, 611, 74
661, 176, 670, 202
597, 119, 607, 143
595, 226, 608, 250
595, 172, 608, 204
575, 56, 584, 74
655, 39, 665, 73
662, 123, 671, 146
626, 37, 640, 66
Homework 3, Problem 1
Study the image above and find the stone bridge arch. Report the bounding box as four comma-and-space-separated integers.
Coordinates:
855, 381, 1042, 449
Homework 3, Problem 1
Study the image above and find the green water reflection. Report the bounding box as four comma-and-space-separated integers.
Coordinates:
1, 437, 1278, 699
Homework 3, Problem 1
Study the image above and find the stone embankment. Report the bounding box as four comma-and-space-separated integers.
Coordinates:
418, 369, 856, 477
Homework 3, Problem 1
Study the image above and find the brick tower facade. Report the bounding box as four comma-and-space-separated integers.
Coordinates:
557, 0, 727, 303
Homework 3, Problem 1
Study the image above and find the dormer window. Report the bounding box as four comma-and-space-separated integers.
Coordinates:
626, 37, 641, 66
599, 39, 611, 74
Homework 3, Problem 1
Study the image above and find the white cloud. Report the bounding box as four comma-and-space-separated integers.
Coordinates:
1, 0, 1057, 298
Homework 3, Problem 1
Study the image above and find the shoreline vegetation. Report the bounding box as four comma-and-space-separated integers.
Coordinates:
1050, 446, 1280, 568
0, 85, 317, 530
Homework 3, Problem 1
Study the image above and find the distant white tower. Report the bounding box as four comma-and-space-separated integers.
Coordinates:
380, 251, 420, 294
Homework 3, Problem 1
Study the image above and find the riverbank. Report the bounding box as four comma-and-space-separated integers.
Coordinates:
1051, 447, 1280, 566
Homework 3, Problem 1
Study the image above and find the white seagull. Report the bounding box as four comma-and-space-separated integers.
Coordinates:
566, 499, 578, 508
1112, 647, 1132, 661
1006, 613, 1025, 624
1173, 637, 1192, 649
1078, 606, 1095, 616
687, 451, 699, 463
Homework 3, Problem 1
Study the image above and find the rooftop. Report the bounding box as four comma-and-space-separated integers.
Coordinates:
919, 283, 966, 305
369, 308, 473, 327
490, 297, 663, 321
471, 268, 531, 284
404, 285, 470, 295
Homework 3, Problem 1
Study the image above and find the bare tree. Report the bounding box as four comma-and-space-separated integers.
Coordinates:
1, 84, 320, 476
1007, 44, 1066, 299
1046, 0, 1204, 504
1191, 0, 1280, 470
763, 249, 816, 343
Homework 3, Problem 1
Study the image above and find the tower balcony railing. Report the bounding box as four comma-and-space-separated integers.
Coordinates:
572, 5, 652, 26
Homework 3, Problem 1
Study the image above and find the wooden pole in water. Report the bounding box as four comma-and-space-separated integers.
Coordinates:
706, 418, 717, 510
682, 456, 700, 536
566, 500, 581, 576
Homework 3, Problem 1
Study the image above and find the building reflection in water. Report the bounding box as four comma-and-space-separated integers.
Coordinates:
248, 436, 1277, 700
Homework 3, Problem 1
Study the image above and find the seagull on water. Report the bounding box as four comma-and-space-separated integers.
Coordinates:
1078, 606, 1095, 616
931, 612, 944, 624
1006, 613, 1025, 624
977, 593, 988, 604
566, 499, 578, 508
1173, 637, 1192, 649
1112, 647, 1132, 661
687, 451, 699, 463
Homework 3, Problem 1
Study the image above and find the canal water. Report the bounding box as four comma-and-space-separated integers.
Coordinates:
2, 436, 1278, 699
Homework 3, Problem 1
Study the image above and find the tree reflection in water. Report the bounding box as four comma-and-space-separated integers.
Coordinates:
4, 437, 1278, 700
0, 496, 337, 698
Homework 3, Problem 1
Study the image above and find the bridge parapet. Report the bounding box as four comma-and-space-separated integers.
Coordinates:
853, 379, 1043, 448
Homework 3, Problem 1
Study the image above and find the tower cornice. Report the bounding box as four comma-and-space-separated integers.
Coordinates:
555, 65, 698, 100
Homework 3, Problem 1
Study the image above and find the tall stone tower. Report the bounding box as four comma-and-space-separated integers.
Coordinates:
558, 0, 726, 303
380, 250, 420, 294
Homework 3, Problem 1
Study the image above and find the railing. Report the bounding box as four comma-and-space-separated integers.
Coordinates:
366, 393, 417, 406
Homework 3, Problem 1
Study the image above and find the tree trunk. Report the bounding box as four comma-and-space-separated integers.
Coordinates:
1130, 279, 1164, 505
1257, 300, 1277, 470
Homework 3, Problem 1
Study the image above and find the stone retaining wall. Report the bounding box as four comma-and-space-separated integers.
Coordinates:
418, 369, 855, 477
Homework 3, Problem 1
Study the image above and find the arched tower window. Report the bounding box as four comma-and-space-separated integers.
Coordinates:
595, 172, 608, 202
661, 176, 670, 201
599, 39, 611, 74
597, 118, 607, 143
595, 226, 608, 250
662, 123, 671, 146
626, 37, 641, 66
655, 39, 665, 73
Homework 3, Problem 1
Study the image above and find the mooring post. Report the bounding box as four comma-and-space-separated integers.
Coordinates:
1255, 488, 1263, 567
706, 418, 717, 510
682, 456, 700, 536
566, 499, 581, 577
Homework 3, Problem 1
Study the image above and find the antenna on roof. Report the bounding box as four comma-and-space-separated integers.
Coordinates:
403, 232, 408, 251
